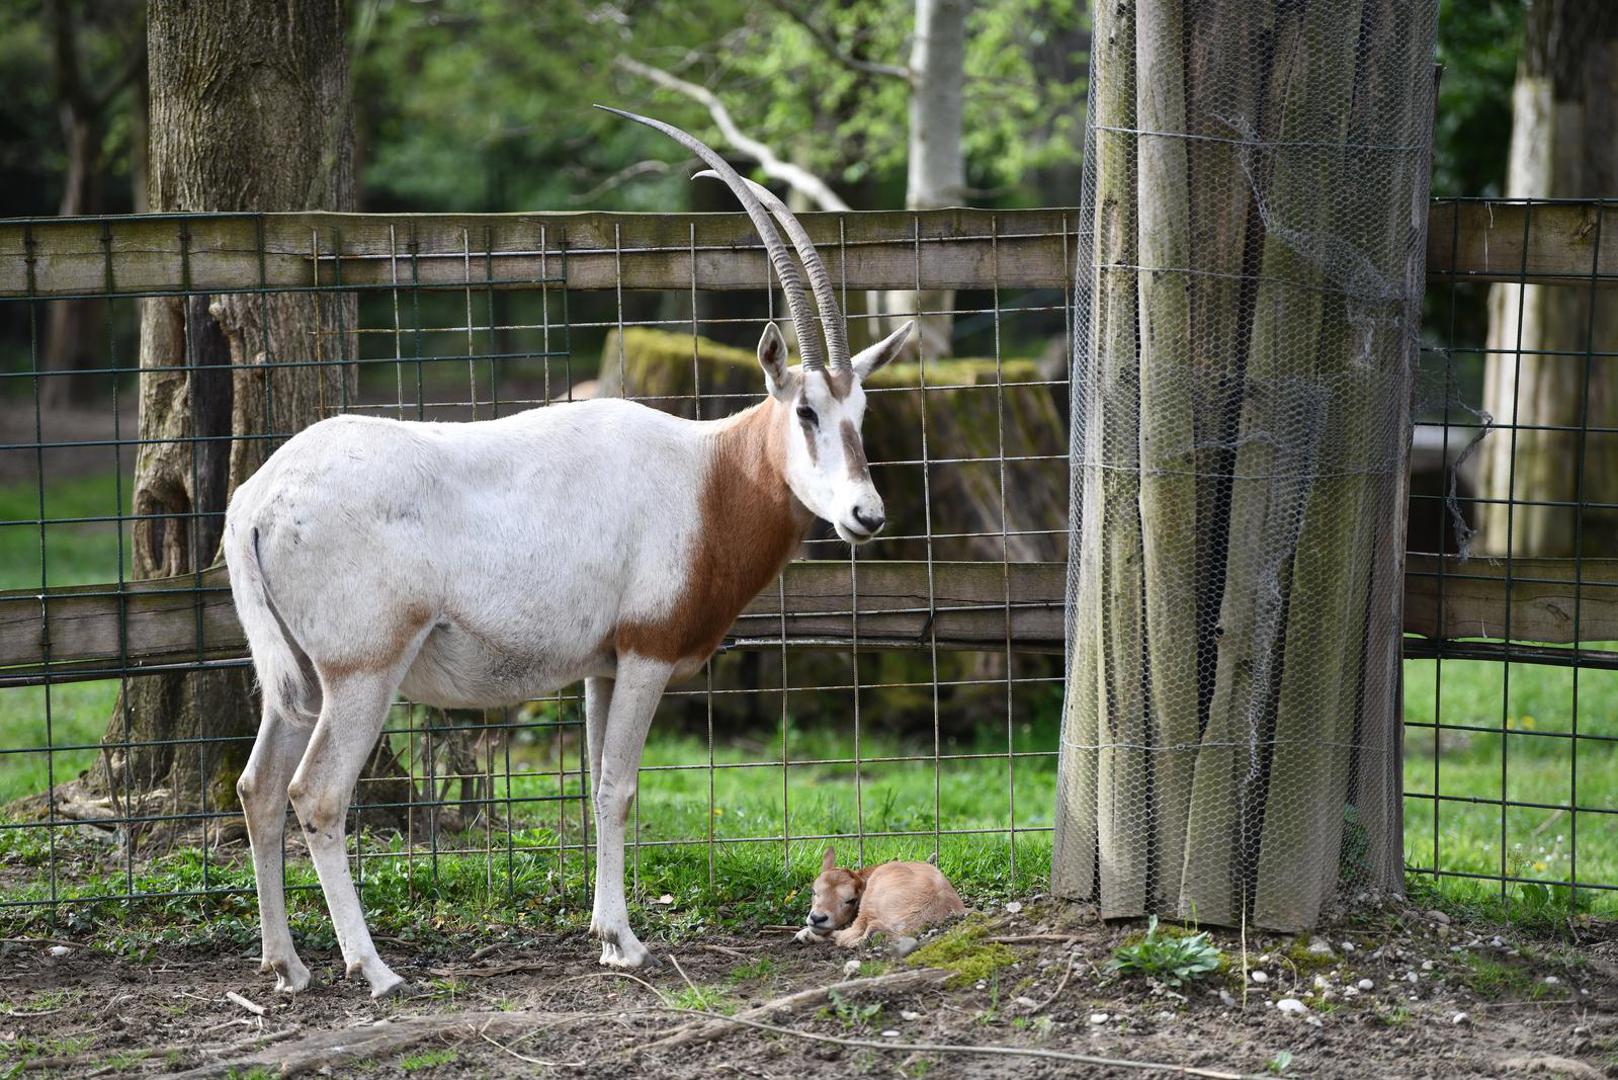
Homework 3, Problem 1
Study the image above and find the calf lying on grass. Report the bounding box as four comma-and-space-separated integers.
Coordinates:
795, 846, 966, 947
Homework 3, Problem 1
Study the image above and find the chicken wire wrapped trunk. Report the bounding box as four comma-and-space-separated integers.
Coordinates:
1052, 0, 1439, 930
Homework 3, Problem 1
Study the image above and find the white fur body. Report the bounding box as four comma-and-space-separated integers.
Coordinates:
232, 399, 716, 712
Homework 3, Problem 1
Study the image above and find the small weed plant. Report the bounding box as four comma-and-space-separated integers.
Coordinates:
1105, 916, 1222, 987
819, 988, 882, 1029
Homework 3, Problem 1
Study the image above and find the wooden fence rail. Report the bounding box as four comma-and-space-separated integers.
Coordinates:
3, 201, 1614, 684
0, 202, 1610, 299
5, 556, 1615, 686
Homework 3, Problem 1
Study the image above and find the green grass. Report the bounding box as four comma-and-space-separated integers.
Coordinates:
1403, 656, 1618, 917
0, 471, 133, 591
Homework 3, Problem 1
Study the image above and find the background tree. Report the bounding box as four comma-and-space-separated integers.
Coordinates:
41, 0, 146, 407
52, 0, 372, 834
1476, 0, 1618, 558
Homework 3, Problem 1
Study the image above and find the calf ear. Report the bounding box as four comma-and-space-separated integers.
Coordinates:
821, 845, 837, 873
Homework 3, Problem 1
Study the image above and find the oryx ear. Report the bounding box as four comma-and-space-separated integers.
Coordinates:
852, 320, 914, 381
758, 322, 793, 397
821, 845, 838, 873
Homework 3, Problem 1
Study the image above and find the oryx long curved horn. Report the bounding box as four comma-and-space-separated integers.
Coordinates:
692, 171, 851, 370
596, 105, 827, 371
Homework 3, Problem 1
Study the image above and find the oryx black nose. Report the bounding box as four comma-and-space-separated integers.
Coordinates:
809, 912, 830, 926
854, 509, 885, 534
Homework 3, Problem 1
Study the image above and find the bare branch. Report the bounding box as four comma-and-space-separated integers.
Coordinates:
614, 56, 851, 213
763, 0, 912, 82
568, 158, 689, 205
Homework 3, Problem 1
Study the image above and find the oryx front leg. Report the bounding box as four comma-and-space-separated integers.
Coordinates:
588, 657, 670, 969
238, 705, 314, 993
288, 673, 406, 998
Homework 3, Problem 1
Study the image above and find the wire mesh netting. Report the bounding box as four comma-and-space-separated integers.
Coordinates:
1053, 0, 1441, 929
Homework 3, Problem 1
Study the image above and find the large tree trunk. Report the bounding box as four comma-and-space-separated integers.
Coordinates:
59, 0, 383, 841
1053, 0, 1435, 930
1477, 1, 1618, 558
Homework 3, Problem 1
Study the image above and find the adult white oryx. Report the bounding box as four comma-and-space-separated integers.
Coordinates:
223, 107, 913, 997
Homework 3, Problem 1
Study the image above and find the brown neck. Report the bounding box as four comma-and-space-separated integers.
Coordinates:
614, 397, 812, 666
702, 397, 815, 582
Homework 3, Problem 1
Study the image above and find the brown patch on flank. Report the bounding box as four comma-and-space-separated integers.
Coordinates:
614, 399, 812, 665
318, 602, 434, 681
840, 419, 870, 480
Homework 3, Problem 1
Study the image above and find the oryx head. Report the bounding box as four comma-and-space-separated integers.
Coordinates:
599, 106, 912, 545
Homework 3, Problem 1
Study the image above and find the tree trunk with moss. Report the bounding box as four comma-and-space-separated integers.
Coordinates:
600, 327, 1067, 562
49, 0, 407, 838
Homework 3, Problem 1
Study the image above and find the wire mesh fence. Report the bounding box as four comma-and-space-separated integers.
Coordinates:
0, 208, 1077, 931
1407, 196, 1618, 918
0, 198, 1615, 932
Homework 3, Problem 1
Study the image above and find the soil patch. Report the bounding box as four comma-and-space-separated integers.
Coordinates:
1, 900, 1613, 1078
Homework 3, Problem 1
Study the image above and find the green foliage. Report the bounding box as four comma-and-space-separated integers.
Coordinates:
350, 0, 1087, 213
1433, 0, 1523, 196
727, 956, 777, 983
1105, 916, 1222, 987
1266, 1050, 1294, 1076
399, 1048, 459, 1072
670, 983, 734, 1013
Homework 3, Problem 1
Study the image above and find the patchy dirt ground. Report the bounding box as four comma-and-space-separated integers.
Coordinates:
2, 899, 1614, 1079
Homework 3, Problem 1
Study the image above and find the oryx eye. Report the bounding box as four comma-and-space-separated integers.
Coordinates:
797, 404, 818, 427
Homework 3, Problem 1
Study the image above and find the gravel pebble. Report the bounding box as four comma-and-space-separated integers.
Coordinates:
1089, 1012, 1110, 1025
1250, 970, 1269, 984
1276, 998, 1307, 1016
1357, 979, 1374, 991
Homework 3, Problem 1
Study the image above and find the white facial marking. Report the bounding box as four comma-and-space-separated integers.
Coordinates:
779, 368, 885, 545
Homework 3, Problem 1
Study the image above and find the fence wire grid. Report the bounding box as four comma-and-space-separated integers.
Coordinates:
0, 208, 1076, 931
0, 198, 1615, 932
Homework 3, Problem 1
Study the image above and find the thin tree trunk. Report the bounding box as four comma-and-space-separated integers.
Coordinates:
889, 0, 967, 359
41, 0, 117, 408
1134, 0, 1197, 919
1051, 0, 1138, 910
1478, 1, 1618, 558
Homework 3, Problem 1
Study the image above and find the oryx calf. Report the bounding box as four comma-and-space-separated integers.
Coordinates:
223, 108, 912, 997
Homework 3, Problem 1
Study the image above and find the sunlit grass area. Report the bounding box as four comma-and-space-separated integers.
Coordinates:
1404, 656, 1618, 917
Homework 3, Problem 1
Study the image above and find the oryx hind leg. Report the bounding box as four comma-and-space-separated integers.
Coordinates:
238, 702, 315, 993
288, 667, 410, 998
